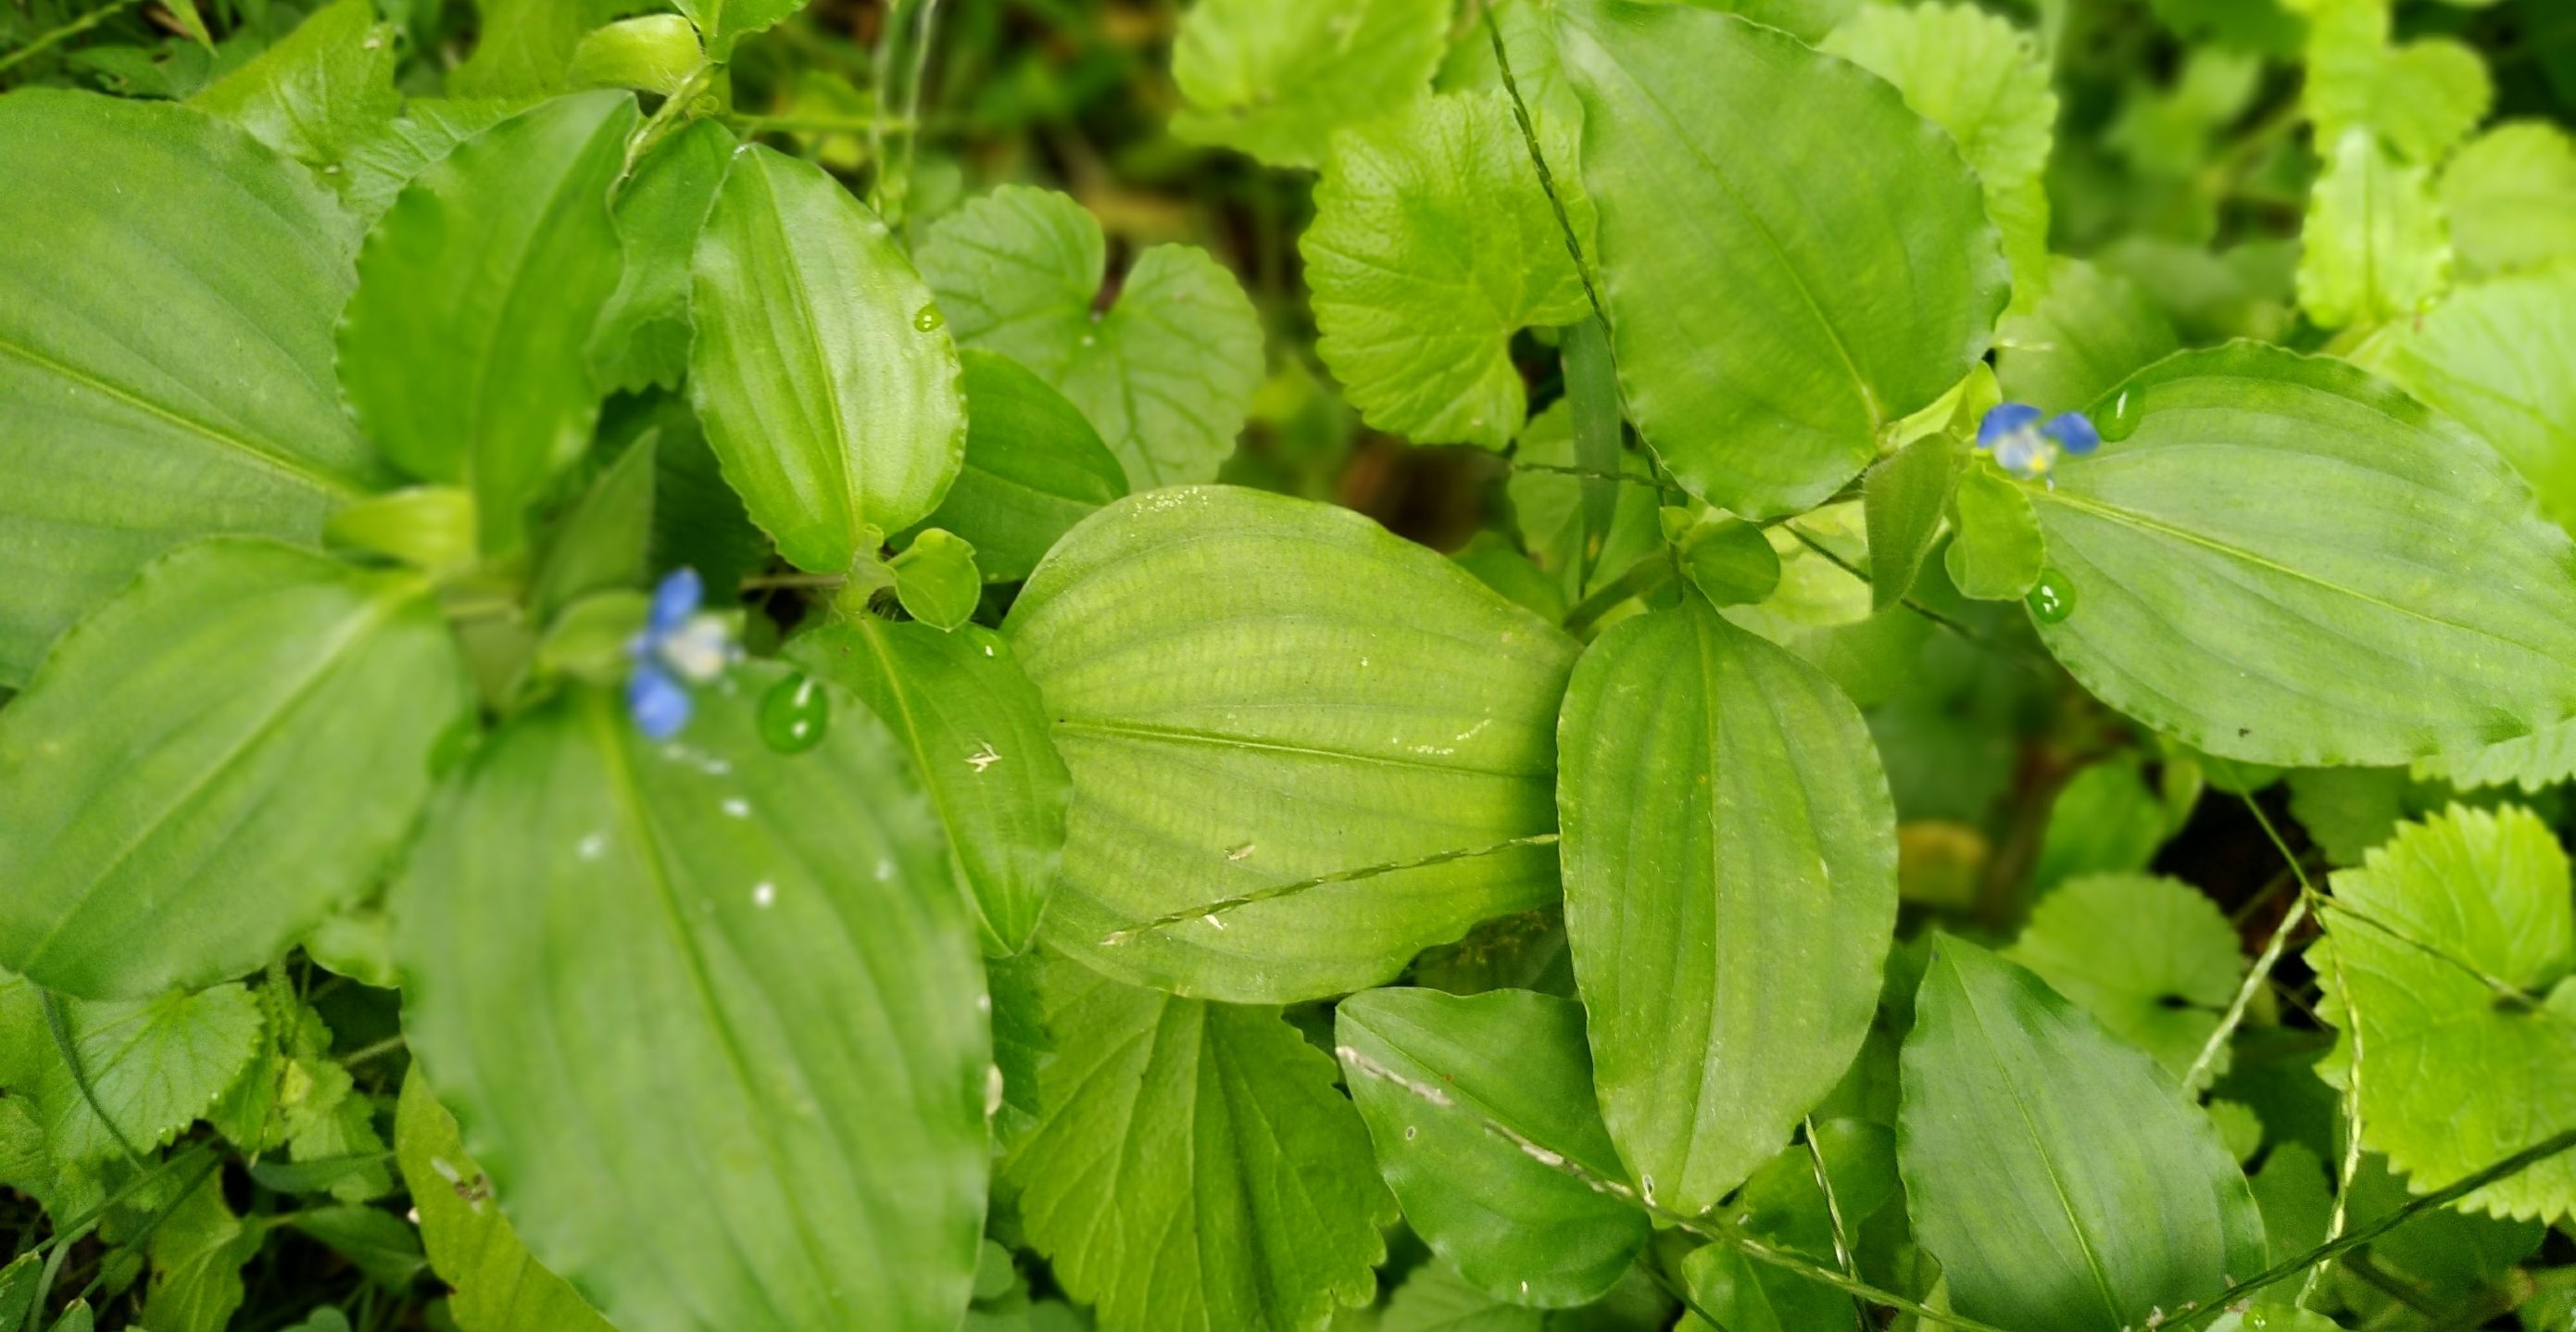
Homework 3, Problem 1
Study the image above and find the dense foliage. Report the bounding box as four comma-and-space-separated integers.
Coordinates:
1, 0, 2573, 1329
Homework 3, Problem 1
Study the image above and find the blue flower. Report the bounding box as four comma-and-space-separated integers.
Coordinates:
627, 568, 738, 739
1976, 402, 2101, 481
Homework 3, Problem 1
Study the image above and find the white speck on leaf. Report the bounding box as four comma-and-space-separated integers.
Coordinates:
752, 881, 776, 908
965, 742, 1002, 773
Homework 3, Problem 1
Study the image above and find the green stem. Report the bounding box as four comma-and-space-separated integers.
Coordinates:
1563, 551, 1677, 637
0, 0, 143, 75
1484, 7, 1604, 324
2182, 887, 2309, 1092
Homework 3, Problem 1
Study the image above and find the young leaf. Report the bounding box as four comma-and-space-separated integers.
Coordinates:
0, 91, 383, 687
690, 146, 968, 572
567, 14, 704, 94
2350, 267, 2576, 534
2295, 129, 2451, 331
2305, 1, 2492, 167
190, 0, 402, 173
0, 540, 468, 999
393, 670, 991, 1332
1675, 517, 1781, 608
2004, 873, 2243, 1085
1863, 434, 1963, 612
1303, 91, 1592, 450
1335, 987, 1648, 1307
2439, 122, 2576, 278
2311, 804, 2576, 1220
1557, 599, 1897, 1213
785, 618, 1069, 956
337, 92, 639, 552
334, 98, 531, 227
450, 0, 632, 95
395, 1074, 612, 1332
2025, 344, 2576, 767
1004, 959, 1393, 1331
287, 1206, 427, 1291
889, 530, 982, 630
911, 349, 1127, 584
0, 974, 262, 1166
1167, 0, 1449, 170
590, 117, 735, 395
1942, 463, 2044, 600
916, 186, 1263, 489
1898, 936, 2268, 1332
1996, 258, 2181, 415
672, 0, 807, 61
1004, 487, 1578, 1003
1557, 0, 2007, 518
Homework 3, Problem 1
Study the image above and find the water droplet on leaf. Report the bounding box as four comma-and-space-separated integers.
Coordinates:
2100, 388, 2142, 442
2027, 569, 2078, 623
912, 303, 945, 333
759, 672, 830, 753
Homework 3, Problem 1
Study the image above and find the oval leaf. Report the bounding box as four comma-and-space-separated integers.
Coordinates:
589, 117, 734, 395
912, 349, 1126, 584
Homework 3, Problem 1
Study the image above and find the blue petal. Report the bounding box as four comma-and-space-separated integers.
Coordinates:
1977, 402, 2043, 450
2044, 411, 2101, 456
647, 567, 704, 636
627, 660, 692, 739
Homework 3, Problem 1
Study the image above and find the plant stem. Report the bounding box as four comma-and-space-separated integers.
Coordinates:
0, 0, 142, 75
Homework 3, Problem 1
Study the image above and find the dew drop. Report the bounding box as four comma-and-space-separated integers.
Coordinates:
2027, 568, 2078, 623
1403, 1125, 1417, 1141
912, 303, 946, 333
2099, 387, 2142, 443
752, 881, 776, 908
759, 672, 830, 754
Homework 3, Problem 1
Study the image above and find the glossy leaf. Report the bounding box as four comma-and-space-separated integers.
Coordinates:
1168, 0, 1448, 170
786, 617, 1069, 956
190, 0, 401, 173
1675, 517, 1781, 608
1004, 959, 1392, 1332
1899, 936, 2268, 1332
1304, 92, 1591, 450
889, 530, 982, 630
2296, 130, 2450, 330
568, 15, 703, 94
2005, 873, 2242, 1086
2351, 268, 2576, 533
590, 117, 735, 395
0, 540, 467, 999
337, 92, 638, 552
2026, 344, 2576, 767
690, 145, 967, 572
917, 186, 1263, 489
1005, 486, 1578, 1003
394, 1074, 611, 1332
1863, 434, 1964, 612
913, 349, 1127, 584
1558, 0, 2007, 518
393, 671, 990, 1332
1942, 463, 2044, 600
0, 91, 382, 686
1557, 598, 1897, 1213
1335, 987, 1646, 1307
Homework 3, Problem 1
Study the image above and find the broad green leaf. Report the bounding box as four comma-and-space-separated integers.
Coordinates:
912, 349, 1127, 584
1558, 598, 1896, 1213
1996, 258, 2181, 415
143, 1170, 258, 1332
568, 14, 703, 94
1436, 0, 1579, 144
1304, 91, 1591, 450
191, 0, 401, 173
0, 540, 467, 999
393, 671, 991, 1332
786, 617, 1069, 956
2350, 268, 2576, 533
2340, 1150, 2542, 1310
2439, 122, 2576, 277
1506, 401, 1662, 610
0, 974, 262, 1166
890, 530, 982, 630
1674, 517, 1780, 608
395, 1074, 612, 1332
590, 117, 735, 395
1863, 434, 1963, 612
643, 398, 772, 596
1383, 1263, 1542, 1332
672, 0, 804, 60
2296, 129, 2450, 330
532, 434, 656, 619
0, 91, 381, 687
451, 0, 630, 96
338, 92, 638, 552
1558, 0, 2007, 518
2417, 718, 2576, 794
1942, 463, 2044, 600
1005, 486, 1578, 1003
1168, 0, 1448, 170
334, 98, 530, 227
2030, 760, 2174, 891
1335, 987, 1647, 1307
2004, 873, 2242, 1086
2306, 0, 2492, 166
2024, 343, 2576, 768
1899, 937, 2268, 1332
1004, 959, 1392, 1332
1822, 3, 2056, 312
918, 186, 1263, 489
2312, 804, 2576, 1220
691, 145, 967, 573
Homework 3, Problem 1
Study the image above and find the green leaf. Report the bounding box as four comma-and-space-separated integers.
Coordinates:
2350, 268, 2576, 534
785, 617, 1069, 956
2311, 804, 2576, 1220
326, 485, 479, 576
394, 1074, 612, 1332
917, 185, 1264, 489
533, 434, 657, 619
690, 145, 967, 573
2296, 129, 2451, 330
1898, 936, 2268, 1332
2004, 873, 2243, 1086
1942, 463, 2045, 601
1557, 599, 1896, 1213
337, 92, 638, 552
2417, 717, 2576, 794
288, 1205, 426, 1290
451, 0, 630, 96
1995, 258, 2181, 416
2306, 1, 2492, 167
0, 540, 468, 999
912, 349, 1127, 584
334, 98, 530, 228
1004, 486, 1578, 1003
1675, 516, 1781, 609
1304, 91, 1591, 450
190, 0, 401, 173
2439, 121, 2576, 278
1382, 1262, 1542, 1332
1004, 959, 1393, 1332
50, 1301, 92, 1332
1335, 987, 1647, 1307
1678, 1124, 1900, 1332
392, 670, 991, 1332
142, 1170, 259, 1332
0, 91, 381, 687
672, 0, 804, 60
2024, 343, 2576, 767
568, 14, 703, 94
590, 117, 735, 395
0, 1254, 36, 1330
0, 975, 262, 1166
1507, 401, 1663, 610
1452, 532, 1567, 624
1821, 2, 2056, 313
2030, 760, 2174, 892
1863, 434, 1964, 613
1168, 0, 1449, 170
1558, 0, 2007, 518
890, 530, 983, 630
